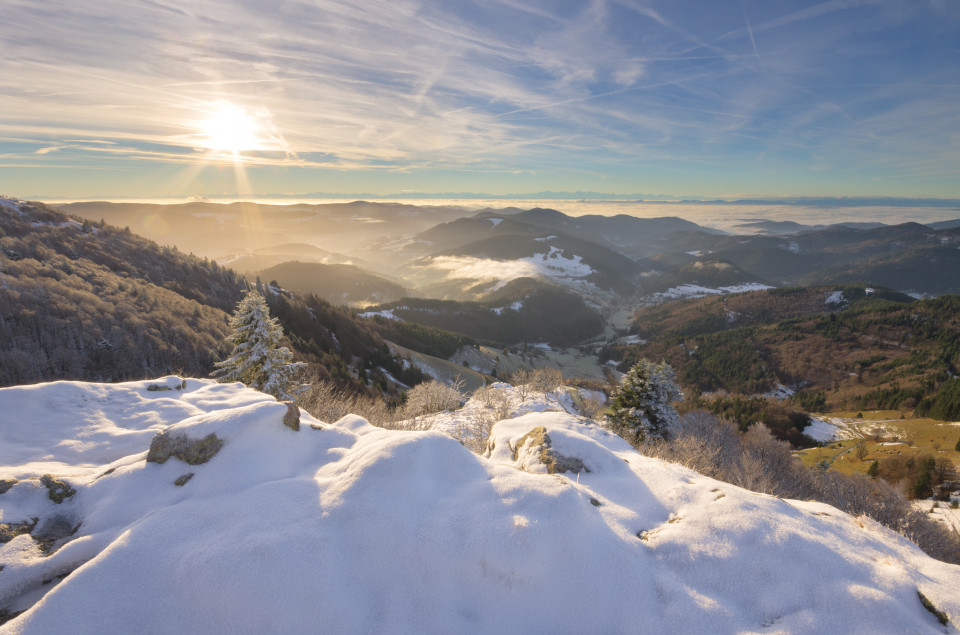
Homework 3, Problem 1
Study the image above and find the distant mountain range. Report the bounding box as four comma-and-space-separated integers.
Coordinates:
44, 198, 960, 353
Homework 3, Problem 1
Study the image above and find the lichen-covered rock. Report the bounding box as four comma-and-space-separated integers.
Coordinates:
174, 473, 194, 487
146, 432, 224, 466
0, 518, 37, 543
282, 401, 300, 431
513, 426, 591, 475
0, 478, 18, 495
40, 475, 76, 504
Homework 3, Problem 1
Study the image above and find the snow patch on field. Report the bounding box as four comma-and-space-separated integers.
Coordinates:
647, 282, 774, 301
357, 308, 403, 321
762, 384, 796, 400
1, 379, 959, 633
826, 290, 847, 306
804, 417, 845, 442
491, 301, 523, 315
914, 500, 960, 534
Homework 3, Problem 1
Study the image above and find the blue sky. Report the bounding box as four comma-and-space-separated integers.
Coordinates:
1, 0, 958, 199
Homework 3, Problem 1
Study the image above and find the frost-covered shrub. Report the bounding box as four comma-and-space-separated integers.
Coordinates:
296, 379, 394, 428
400, 379, 464, 419
452, 411, 497, 454
472, 385, 513, 420
509, 368, 564, 400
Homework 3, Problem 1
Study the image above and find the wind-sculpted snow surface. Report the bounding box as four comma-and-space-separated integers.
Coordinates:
1, 380, 958, 633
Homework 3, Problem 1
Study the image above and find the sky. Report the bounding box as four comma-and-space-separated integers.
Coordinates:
0, 0, 958, 200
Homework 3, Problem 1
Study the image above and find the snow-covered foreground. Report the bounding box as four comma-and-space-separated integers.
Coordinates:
2, 379, 959, 633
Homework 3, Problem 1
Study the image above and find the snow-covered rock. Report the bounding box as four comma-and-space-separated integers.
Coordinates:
1, 379, 958, 633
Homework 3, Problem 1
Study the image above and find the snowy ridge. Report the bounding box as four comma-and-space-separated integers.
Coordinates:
1, 379, 958, 633
0, 197, 22, 215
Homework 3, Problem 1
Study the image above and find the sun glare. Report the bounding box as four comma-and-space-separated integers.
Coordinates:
200, 102, 260, 155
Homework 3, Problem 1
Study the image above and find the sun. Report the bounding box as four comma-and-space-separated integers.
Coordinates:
199, 102, 261, 155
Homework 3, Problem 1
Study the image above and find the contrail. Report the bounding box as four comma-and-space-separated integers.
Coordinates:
740, 1, 766, 76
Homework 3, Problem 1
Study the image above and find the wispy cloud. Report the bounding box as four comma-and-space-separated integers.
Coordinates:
0, 0, 957, 197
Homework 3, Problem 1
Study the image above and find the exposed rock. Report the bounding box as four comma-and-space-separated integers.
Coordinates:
918, 590, 949, 626
40, 475, 76, 504
282, 402, 300, 431
146, 432, 223, 466
96, 468, 116, 480
0, 478, 17, 495
146, 384, 172, 392
0, 608, 25, 627
174, 473, 194, 487
0, 518, 37, 543
513, 426, 591, 475
32, 516, 82, 555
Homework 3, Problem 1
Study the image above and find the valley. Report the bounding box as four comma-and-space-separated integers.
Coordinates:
27, 197, 960, 410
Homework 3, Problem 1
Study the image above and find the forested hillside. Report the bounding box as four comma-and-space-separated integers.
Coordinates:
0, 199, 423, 393
360, 278, 604, 347
0, 198, 242, 384
609, 286, 960, 417
258, 261, 408, 306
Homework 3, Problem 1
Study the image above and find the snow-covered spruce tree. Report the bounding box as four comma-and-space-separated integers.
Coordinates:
606, 359, 683, 445
214, 290, 304, 400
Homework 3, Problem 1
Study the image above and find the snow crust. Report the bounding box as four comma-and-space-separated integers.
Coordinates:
2, 379, 958, 633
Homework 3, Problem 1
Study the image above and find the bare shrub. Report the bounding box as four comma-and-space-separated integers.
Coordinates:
854, 442, 869, 461
510, 369, 533, 402
633, 409, 960, 563
648, 411, 742, 479
530, 367, 564, 393
452, 410, 497, 454
571, 390, 606, 420
509, 367, 565, 402
296, 380, 394, 428
472, 384, 513, 421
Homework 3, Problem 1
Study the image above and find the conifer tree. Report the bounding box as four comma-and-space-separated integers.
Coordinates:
214, 290, 304, 399
607, 359, 683, 444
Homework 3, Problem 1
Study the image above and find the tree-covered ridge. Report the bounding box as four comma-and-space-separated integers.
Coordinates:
0, 200, 240, 385
359, 278, 604, 347
266, 290, 425, 393
610, 287, 960, 417
0, 199, 424, 394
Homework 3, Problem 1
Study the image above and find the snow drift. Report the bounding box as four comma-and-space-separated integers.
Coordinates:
1, 378, 958, 633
